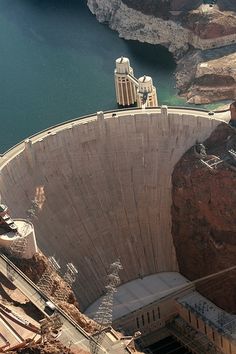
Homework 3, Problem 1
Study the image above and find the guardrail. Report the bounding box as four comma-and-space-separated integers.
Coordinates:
0, 107, 142, 157
0, 253, 90, 340
0, 105, 230, 157
0, 253, 132, 353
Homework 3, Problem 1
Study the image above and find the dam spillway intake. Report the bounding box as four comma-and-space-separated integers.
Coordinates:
114, 57, 158, 108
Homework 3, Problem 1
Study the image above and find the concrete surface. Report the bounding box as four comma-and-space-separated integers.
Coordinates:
85, 272, 190, 321
0, 107, 230, 310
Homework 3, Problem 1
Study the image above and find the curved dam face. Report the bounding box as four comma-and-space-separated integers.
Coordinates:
0, 108, 226, 310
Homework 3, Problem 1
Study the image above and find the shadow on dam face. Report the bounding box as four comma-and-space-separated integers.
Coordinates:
0, 109, 227, 310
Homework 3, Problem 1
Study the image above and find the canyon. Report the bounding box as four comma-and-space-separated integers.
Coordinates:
172, 122, 236, 313
87, 0, 236, 104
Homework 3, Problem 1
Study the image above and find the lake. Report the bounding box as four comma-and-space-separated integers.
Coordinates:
0, 0, 186, 152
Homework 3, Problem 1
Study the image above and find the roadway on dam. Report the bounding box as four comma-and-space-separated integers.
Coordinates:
0, 106, 230, 167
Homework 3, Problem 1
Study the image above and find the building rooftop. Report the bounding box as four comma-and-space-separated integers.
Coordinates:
178, 291, 236, 340
0, 219, 32, 240
85, 272, 191, 321
0, 204, 7, 213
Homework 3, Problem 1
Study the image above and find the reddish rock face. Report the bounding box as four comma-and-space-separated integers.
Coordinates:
172, 123, 236, 313
230, 102, 236, 121
182, 9, 236, 39
122, 0, 201, 17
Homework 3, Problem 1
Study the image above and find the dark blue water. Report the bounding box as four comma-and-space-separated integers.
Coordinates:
0, 0, 186, 152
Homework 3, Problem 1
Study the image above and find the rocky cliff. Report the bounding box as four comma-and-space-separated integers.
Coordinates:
181, 7, 236, 38
176, 47, 236, 104
172, 123, 236, 313
87, 0, 236, 103
122, 0, 236, 13
121, 0, 202, 17
10, 252, 99, 334
87, 0, 191, 55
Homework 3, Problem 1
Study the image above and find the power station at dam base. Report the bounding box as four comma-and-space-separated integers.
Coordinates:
0, 58, 236, 354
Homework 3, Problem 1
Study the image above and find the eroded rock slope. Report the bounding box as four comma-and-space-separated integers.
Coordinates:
172, 123, 236, 312
87, 0, 236, 103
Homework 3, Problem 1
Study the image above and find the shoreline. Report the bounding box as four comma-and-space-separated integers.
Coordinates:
87, 0, 236, 104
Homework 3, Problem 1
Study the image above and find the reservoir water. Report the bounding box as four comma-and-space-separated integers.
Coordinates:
0, 0, 186, 152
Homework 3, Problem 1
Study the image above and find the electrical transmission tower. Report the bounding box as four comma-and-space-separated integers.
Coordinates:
37, 256, 61, 296
90, 260, 123, 354
54, 262, 78, 302
8, 235, 28, 259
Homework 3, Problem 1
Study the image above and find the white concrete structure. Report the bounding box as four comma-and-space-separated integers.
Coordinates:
137, 75, 158, 108
114, 57, 137, 106
0, 219, 37, 259
177, 291, 236, 354
0, 107, 231, 310
85, 272, 191, 321
86, 272, 236, 353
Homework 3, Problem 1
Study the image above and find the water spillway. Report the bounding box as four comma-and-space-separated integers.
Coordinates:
0, 108, 228, 310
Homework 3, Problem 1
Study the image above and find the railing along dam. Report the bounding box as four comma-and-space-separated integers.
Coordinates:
0, 107, 229, 310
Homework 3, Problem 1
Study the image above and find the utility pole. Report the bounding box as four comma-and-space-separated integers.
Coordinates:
54, 262, 78, 302
37, 256, 61, 296
90, 260, 123, 354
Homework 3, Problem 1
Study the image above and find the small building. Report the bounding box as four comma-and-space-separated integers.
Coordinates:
0, 203, 37, 259
0, 204, 17, 232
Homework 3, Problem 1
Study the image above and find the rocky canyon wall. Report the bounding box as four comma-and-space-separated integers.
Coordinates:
87, 0, 236, 103
87, 0, 191, 55
87, 0, 236, 55
172, 123, 236, 313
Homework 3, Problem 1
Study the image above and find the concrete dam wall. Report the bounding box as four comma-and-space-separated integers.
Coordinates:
0, 108, 226, 310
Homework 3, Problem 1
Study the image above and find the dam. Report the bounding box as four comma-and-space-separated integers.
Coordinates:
0, 107, 228, 307
0, 106, 235, 353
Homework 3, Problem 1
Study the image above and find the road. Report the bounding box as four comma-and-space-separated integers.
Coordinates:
0, 253, 130, 353
0, 106, 230, 169
0, 253, 91, 352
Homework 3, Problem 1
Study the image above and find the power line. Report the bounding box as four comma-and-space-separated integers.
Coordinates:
54, 262, 78, 302
37, 256, 61, 296
90, 259, 123, 354
101, 266, 236, 354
